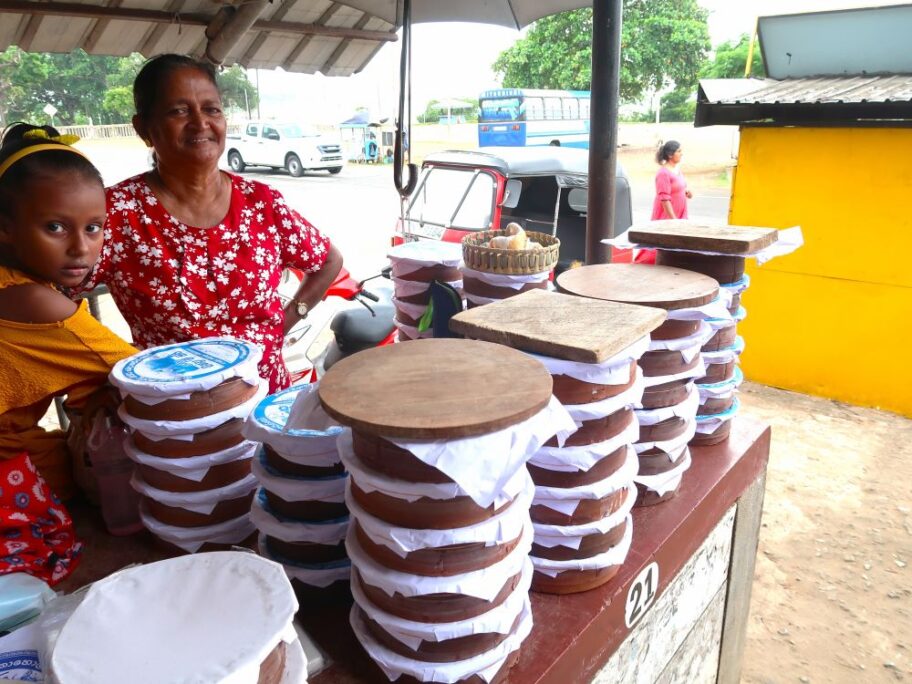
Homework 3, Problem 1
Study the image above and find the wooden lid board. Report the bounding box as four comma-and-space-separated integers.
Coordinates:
556, 264, 719, 310
448, 289, 666, 364
318, 338, 553, 439
628, 220, 778, 255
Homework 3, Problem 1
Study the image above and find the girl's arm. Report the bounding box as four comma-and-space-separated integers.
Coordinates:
661, 200, 676, 219
0, 284, 77, 323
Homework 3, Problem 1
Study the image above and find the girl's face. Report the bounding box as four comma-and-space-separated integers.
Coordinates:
670, 147, 683, 164
0, 171, 106, 287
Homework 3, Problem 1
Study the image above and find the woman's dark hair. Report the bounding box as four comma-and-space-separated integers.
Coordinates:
655, 140, 681, 164
133, 53, 220, 122
0, 122, 103, 217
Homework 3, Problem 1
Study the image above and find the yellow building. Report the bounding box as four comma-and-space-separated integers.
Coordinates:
697, 78, 912, 417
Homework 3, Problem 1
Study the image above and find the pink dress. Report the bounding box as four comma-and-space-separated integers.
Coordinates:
651, 165, 689, 220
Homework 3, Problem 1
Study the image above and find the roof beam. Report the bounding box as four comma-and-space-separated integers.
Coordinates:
15, 12, 43, 51
138, 0, 186, 55
281, 3, 341, 71
0, 1, 397, 42
82, 0, 123, 53
240, 0, 296, 65
320, 12, 372, 74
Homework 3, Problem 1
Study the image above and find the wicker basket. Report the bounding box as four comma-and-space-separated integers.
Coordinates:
462, 230, 560, 275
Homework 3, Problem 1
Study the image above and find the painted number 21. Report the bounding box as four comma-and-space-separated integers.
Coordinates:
625, 562, 659, 629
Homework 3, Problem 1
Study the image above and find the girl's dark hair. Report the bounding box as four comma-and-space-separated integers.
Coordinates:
656, 140, 681, 164
133, 54, 220, 122
0, 122, 103, 217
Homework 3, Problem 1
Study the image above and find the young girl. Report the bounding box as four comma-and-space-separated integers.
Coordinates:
0, 123, 136, 503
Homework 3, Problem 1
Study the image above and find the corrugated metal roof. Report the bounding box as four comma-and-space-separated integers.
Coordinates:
0, 0, 397, 77
704, 75, 912, 106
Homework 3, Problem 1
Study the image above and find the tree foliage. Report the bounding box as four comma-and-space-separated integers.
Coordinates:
701, 34, 765, 79
417, 98, 479, 124
0, 48, 258, 127
492, 1, 711, 102
659, 88, 696, 122
218, 65, 259, 117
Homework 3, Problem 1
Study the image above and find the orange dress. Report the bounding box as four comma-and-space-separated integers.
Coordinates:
0, 266, 136, 499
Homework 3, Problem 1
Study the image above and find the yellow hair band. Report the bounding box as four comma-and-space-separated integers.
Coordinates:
0, 143, 90, 181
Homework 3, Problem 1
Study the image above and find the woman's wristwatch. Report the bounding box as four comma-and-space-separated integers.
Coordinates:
295, 301, 309, 318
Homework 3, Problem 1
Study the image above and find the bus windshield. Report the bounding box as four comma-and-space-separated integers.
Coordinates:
478, 88, 591, 149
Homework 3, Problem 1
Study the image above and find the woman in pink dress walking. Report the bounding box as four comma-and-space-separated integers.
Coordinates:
651, 140, 692, 220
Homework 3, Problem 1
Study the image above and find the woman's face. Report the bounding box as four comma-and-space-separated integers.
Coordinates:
137, 67, 226, 170
669, 147, 683, 164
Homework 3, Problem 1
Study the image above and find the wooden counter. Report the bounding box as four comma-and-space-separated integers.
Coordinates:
64, 415, 770, 684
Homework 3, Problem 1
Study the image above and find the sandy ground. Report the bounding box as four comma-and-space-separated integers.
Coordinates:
739, 384, 912, 684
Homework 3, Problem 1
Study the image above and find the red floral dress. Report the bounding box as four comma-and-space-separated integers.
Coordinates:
85, 173, 330, 392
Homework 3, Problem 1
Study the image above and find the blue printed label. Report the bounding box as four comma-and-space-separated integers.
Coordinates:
0, 649, 42, 681
252, 386, 341, 437
121, 339, 253, 384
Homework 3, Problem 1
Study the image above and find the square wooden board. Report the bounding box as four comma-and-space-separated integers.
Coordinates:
628, 220, 778, 254
449, 289, 667, 363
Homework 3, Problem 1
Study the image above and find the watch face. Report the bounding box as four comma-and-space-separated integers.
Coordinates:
296, 302, 308, 317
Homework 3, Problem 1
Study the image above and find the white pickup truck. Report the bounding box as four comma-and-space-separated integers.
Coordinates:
224, 121, 345, 176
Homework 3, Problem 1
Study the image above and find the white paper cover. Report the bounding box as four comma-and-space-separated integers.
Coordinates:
634, 385, 700, 427
125, 439, 257, 483
251, 489, 349, 544
346, 524, 533, 601
529, 419, 640, 473
697, 367, 744, 399
387, 396, 577, 509
139, 506, 255, 553
392, 296, 430, 320
560, 370, 646, 424
641, 357, 706, 388
131, 472, 258, 515
350, 594, 533, 684
252, 455, 347, 503
119, 380, 268, 437
339, 432, 527, 508
345, 475, 533, 557
464, 291, 502, 306
350, 559, 532, 651
634, 447, 692, 495
633, 418, 697, 456
701, 336, 745, 366
695, 398, 741, 433
110, 337, 263, 398
733, 305, 747, 322
243, 383, 343, 457
532, 484, 636, 550
531, 517, 633, 577
393, 320, 435, 340
646, 321, 714, 358
461, 265, 550, 289
388, 241, 464, 274
258, 535, 352, 588
532, 446, 638, 511
665, 298, 732, 322
51, 551, 296, 684
526, 336, 648, 384
392, 276, 463, 298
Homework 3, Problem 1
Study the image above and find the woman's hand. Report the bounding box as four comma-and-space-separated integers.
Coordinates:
685, 189, 693, 199
282, 244, 344, 336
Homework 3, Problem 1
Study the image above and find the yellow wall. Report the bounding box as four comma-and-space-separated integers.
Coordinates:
731, 126, 912, 417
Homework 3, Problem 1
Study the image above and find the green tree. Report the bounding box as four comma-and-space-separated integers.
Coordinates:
218, 65, 258, 117
492, 2, 711, 103
658, 87, 696, 122
102, 86, 135, 123
701, 34, 765, 79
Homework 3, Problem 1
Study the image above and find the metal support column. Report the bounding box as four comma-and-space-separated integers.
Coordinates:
586, 0, 623, 265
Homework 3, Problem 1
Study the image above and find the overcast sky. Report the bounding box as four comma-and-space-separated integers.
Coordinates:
252, 0, 905, 124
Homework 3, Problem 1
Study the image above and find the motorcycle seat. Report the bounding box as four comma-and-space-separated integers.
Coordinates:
331, 304, 396, 353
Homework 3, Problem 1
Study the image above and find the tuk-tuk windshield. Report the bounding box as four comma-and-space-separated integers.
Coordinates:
404, 167, 496, 238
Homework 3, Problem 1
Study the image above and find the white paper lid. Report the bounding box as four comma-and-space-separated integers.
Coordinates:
51, 552, 297, 684
388, 240, 463, 266
111, 337, 263, 397
244, 384, 343, 455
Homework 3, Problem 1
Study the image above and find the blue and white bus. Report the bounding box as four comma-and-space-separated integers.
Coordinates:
478, 88, 591, 148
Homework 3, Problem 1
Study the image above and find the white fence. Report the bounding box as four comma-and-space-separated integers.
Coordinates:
58, 123, 243, 139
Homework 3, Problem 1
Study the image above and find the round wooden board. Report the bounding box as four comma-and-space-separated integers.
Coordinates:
556, 264, 719, 310
318, 338, 553, 438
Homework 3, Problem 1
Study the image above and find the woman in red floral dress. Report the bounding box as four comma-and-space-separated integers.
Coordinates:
82, 55, 343, 392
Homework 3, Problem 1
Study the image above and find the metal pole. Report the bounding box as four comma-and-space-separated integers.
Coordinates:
586, 0, 622, 265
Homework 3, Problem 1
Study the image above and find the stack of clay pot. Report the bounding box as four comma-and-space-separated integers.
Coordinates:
112, 338, 267, 554
319, 339, 565, 683
556, 264, 723, 506
656, 251, 746, 446
243, 383, 351, 602
389, 241, 463, 342
449, 289, 666, 594
624, 220, 785, 445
